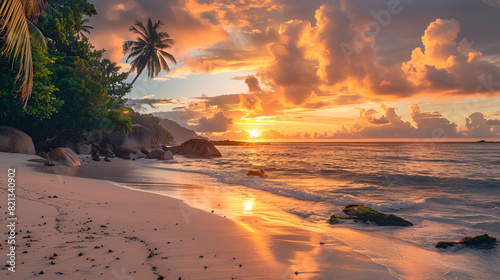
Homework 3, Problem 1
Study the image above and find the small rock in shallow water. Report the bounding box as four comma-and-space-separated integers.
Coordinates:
246, 169, 266, 178
436, 234, 498, 248
328, 204, 413, 226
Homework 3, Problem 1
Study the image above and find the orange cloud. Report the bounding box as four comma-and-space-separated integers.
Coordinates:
400, 18, 500, 95
183, 0, 283, 31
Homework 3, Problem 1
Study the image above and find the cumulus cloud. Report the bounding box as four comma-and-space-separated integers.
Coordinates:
410, 104, 459, 138
303, 3, 380, 91
195, 111, 233, 132
258, 19, 319, 105
463, 112, 500, 137
401, 18, 500, 95
325, 104, 500, 139
329, 104, 463, 139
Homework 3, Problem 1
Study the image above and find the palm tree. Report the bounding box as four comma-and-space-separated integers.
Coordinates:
0, 0, 47, 107
123, 18, 176, 87
75, 18, 94, 40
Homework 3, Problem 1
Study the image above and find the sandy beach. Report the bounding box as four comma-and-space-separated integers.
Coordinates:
0, 152, 397, 279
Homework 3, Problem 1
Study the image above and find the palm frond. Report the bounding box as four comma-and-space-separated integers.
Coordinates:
1, 0, 37, 105
158, 50, 176, 64
27, 20, 46, 48
22, 0, 46, 22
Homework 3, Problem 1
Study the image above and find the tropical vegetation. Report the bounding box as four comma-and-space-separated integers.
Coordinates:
0, 0, 48, 106
0, 0, 175, 148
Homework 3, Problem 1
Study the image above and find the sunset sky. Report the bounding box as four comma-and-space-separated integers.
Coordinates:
88, 0, 500, 141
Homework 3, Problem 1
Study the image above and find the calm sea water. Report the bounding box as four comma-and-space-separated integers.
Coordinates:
148, 142, 499, 215
133, 142, 500, 279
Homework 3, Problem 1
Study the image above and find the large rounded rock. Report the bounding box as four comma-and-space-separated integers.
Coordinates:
47, 148, 81, 167
123, 124, 162, 150
175, 139, 222, 157
76, 142, 92, 155
0, 126, 36, 154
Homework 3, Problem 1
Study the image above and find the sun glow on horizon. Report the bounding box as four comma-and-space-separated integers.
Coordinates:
248, 129, 260, 138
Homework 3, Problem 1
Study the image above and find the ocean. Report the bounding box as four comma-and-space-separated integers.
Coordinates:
74, 142, 500, 279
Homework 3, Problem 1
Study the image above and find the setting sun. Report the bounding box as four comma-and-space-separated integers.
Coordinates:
248, 129, 260, 138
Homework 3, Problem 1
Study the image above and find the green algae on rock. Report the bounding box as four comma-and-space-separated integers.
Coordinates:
328, 204, 413, 226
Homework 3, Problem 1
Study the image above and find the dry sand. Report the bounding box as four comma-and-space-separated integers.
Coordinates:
0, 152, 396, 279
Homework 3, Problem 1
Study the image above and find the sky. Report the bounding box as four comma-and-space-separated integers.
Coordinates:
87, 0, 500, 141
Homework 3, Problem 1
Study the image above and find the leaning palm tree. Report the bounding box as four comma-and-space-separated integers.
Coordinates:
0, 0, 47, 107
123, 18, 176, 86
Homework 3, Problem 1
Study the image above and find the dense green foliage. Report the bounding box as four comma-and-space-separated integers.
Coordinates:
0, 41, 62, 130
130, 111, 174, 144
0, 0, 132, 147
0, 0, 175, 148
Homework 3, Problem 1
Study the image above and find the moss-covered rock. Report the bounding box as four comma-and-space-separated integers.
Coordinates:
328, 215, 350, 224
328, 204, 413, 226
436, 234, 498, 248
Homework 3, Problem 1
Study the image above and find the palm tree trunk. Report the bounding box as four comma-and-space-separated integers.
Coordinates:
129, 66, 145, 87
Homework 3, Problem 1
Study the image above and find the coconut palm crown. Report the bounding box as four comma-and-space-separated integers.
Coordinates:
122, 18, 176, 86
0, 0, 47, 107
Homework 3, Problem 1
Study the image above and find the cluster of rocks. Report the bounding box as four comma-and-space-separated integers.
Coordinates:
0, 126, 223, 167
328, 204, 498, 250
77, 127, 221, 161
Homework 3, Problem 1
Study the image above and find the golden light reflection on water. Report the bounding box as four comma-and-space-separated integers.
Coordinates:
243, 197, 255, 212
